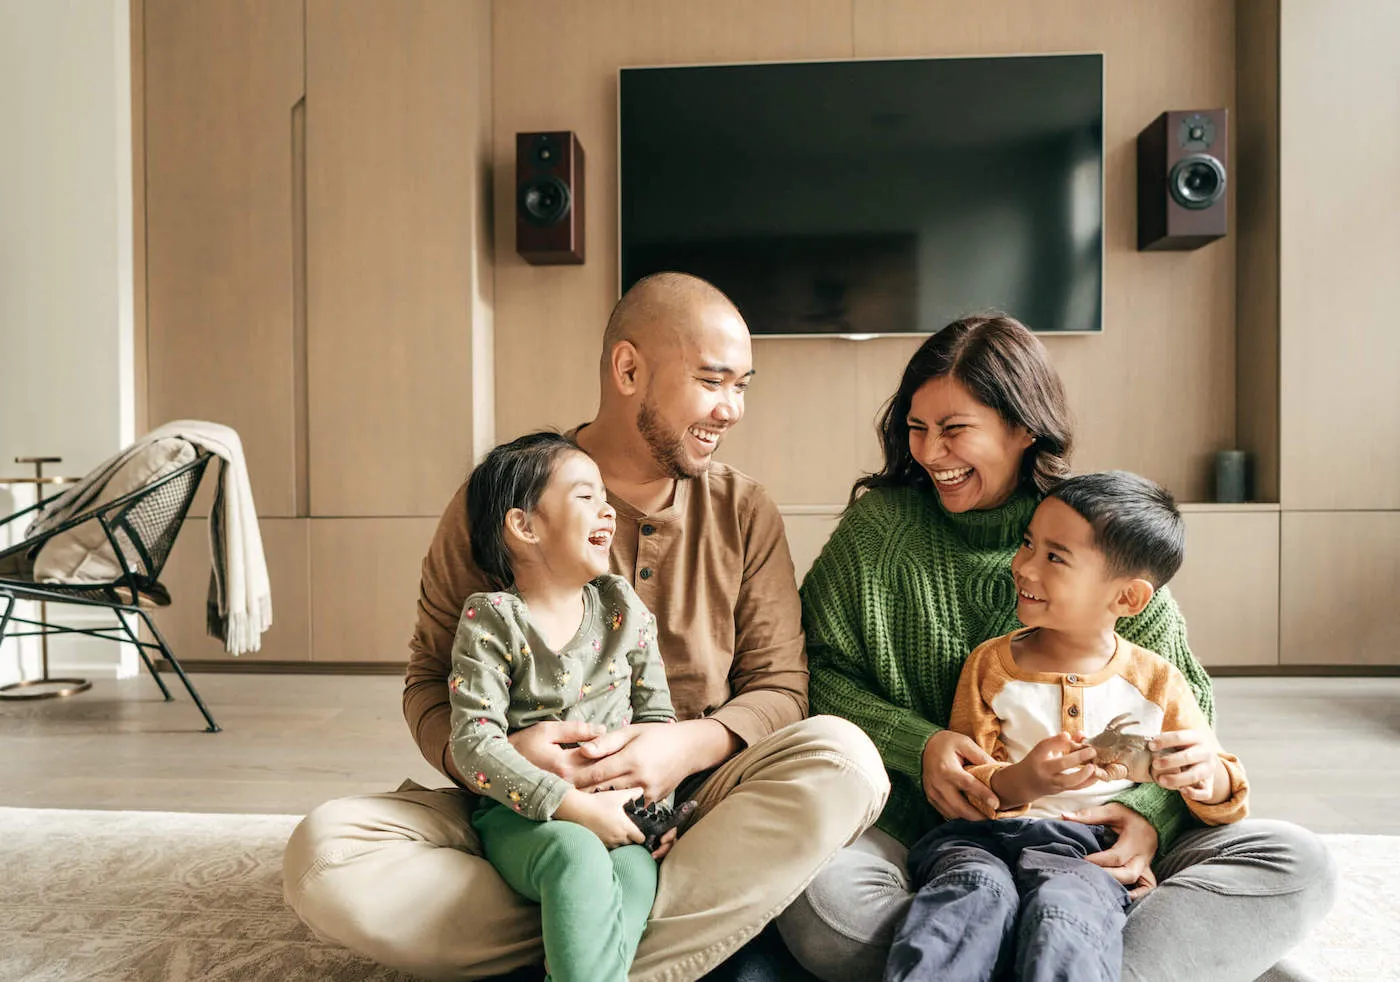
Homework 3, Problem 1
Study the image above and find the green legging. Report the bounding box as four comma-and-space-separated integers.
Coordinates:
472, 803, 658, 982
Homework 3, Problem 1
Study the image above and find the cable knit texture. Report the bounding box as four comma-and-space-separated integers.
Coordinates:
801, 484, 1213, 855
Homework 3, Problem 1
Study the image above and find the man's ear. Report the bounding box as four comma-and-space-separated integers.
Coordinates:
503, 508, 537, 547
610, 341, 643, 397
1111, 578, 1155, 618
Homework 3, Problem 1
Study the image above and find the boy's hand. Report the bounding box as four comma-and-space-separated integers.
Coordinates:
1150, 730, 1230, 804
1013, 731, 1099, 801
553, 788, 647, 848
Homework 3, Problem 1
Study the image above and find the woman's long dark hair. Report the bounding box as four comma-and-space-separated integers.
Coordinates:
850, 313, 1073, 506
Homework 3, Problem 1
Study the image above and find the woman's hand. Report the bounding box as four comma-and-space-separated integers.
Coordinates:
553, 788, 647, 849
1150, 730, 1229, 804
921, 729, 999, 821
1063, 802, 1159, 900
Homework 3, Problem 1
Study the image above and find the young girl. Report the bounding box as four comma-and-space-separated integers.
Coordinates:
448, 431, 682, 982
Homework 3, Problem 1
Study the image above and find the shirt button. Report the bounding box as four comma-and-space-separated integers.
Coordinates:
1067, 705, 1080, 717
1066, 674, 1079, 684
639, 568, 653, 580
641, 523, 656, 536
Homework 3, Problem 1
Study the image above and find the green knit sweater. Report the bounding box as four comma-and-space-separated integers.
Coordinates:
802, 483, 1213, 854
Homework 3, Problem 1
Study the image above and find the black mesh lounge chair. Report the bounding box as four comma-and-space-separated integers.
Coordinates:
0, 450, 220, 732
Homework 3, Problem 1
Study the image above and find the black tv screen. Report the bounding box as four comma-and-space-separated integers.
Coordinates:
620, 55, 1103, 336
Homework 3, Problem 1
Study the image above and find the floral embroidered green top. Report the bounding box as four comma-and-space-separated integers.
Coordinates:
447, 574, 676, 821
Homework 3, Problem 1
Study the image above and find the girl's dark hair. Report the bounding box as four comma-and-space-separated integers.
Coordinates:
466, 431, 580, 590
851, 313, 1073, 506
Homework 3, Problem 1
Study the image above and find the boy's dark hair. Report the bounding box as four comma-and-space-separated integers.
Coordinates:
1047, 471, 1185, 588
466, 431, 580, 590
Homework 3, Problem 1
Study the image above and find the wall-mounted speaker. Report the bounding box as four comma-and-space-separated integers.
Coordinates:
1137, 109, 1228, 251
516, 131, 585, 265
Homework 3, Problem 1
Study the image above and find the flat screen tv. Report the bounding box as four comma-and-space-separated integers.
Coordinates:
619, 54, 1104, 336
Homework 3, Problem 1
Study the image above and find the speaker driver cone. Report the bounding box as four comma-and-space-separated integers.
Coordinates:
1169, 154, 1226, 210
519, 176, 572, 227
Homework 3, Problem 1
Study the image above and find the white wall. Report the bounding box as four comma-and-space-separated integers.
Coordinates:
0, 0, 135, 682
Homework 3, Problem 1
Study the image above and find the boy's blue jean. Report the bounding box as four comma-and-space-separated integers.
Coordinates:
886, 818, 1130, 982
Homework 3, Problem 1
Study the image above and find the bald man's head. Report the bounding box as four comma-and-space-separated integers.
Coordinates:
600, 272, 742, 370
593, 272, 753, 478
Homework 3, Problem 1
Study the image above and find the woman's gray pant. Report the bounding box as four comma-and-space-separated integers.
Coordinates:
776, 819, 1337, 982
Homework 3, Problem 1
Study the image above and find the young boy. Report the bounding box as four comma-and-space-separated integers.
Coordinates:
885, 471, 1248, 982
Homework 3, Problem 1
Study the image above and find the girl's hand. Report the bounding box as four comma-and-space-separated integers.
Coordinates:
921, 729, 999, 821
553, 788, 646, 848
1150, 730, 1228, 803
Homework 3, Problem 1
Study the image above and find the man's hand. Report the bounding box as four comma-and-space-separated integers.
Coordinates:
994, 732, 1098, 809
649, 827, 679, 861
1063, 802, 1159, 900
574, 720, 738, 803
553, 788, 646, 848
1150, 730, 1230, 804
509, 720, 606, 783
921, 729, 1000, 821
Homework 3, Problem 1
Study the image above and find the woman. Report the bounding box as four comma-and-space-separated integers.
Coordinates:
777, 315, 1334, 982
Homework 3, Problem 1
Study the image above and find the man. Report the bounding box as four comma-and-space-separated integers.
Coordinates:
283, 272, 889, 982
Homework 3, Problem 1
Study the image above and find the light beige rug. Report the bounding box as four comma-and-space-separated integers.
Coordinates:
0, 806, 1394, 981
0, 806, 410, 982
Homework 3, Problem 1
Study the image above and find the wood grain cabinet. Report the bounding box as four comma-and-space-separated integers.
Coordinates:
1281, 512, 1400, 667
144, 0, 305, 518
140, 0, 492, 665
152, 518, 311, 664
1170, 508, 1280, 668
306, 0, 492, 518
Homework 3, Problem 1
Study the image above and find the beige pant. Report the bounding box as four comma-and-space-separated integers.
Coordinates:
283, 716, 889, 982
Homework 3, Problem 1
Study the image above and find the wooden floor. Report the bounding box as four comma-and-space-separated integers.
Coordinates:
0, 672, 1397, 834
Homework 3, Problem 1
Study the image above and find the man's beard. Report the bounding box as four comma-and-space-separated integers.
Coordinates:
637, 393, 706, 480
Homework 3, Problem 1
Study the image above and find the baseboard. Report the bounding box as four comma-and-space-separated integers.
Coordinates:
148, 659, 1400, 678
155, 659, 405, 676
1209, 664, 1400, 676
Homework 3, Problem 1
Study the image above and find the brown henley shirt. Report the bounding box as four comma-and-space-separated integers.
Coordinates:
403, 458, 809, 782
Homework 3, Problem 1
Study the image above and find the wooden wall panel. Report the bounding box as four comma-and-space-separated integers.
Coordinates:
1170, 508, 1279, 667
783, 508, 845, 585
153, 518, 311, 663
1280, 512, 1400, 666
490, 0, 1237, 507
1278, 0, 1400, 509
309, 518, 439, 662
1234, 0, 1280, 504
853, 0, 1237, 504
130, 0, 148, 438
143, 0, 303, 516
306, 0, 492, 517
491, 0, 855, 493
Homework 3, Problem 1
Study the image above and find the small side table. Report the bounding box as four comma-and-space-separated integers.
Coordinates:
0, 456, 89, 700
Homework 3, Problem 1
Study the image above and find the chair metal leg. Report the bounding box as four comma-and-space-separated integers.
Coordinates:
137, 609, 219, 733
0, 591, 93, 701
0, 593, 14, 647
116, 610, 173, 702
